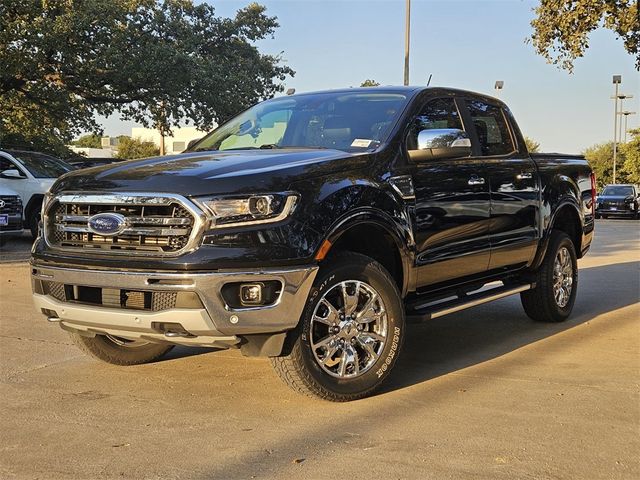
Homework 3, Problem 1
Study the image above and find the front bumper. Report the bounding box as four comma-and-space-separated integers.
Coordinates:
31, 263, 318, 346
0, 213, 23, 235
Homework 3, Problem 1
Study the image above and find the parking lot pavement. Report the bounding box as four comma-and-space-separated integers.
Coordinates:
0, 231, 32, 263
0, 220, 638, 480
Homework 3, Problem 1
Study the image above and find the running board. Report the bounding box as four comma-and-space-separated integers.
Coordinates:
406, 283, 534, 323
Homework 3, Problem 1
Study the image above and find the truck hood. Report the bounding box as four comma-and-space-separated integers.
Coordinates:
51, 148, 362, 197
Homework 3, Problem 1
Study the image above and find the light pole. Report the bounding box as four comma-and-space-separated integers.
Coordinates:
404, 0, 411, 86
620, 111, 637, 143
494, 80, 504, 98
612, 75, 621, 184
616, 94, 633, 143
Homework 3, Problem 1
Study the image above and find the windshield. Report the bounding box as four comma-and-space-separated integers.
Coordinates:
191, 91, 409, 153
9, 151, 72, 178
602, 186, 634, 196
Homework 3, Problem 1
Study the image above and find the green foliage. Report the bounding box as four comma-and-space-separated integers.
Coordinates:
530, 0, 639, 71
583, 141, 627, 187
115, 137, 160, 160
621, 128, 640, 184
0, 0, 294, 154
360, 79, 380, 87
71, 134, 103, 148
524, 136, 541, 153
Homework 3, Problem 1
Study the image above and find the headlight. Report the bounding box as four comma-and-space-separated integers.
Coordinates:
195, 193, 298, 228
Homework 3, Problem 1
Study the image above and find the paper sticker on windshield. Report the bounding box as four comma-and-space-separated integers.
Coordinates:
351, 138, 372, 148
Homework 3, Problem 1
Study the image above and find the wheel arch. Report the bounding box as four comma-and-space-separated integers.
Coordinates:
24, 194, 45, 226
317, 209, 414, 297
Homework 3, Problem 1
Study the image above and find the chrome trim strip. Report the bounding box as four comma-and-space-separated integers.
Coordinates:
54, 224, 191, 236
43, 192, 208, 257
58, 215, 192, 226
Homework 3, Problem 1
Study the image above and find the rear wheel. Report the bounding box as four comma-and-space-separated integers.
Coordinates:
69, 332, 173, 365
271, 253, 405, 401
521, 231, 578, 322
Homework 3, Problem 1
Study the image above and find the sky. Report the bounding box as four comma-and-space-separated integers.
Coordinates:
100, 0, 639, 153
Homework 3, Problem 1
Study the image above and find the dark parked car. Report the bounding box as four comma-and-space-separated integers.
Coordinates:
31, 87, 595, 401
595, 184, 639, 219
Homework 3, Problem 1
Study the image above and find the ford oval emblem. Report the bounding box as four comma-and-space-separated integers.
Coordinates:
87, 212, 127, 236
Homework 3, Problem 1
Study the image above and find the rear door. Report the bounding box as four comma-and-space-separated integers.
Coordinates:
464, 99, 540, 270
408, 96, 491, 287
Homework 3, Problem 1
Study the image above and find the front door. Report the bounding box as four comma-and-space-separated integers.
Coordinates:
408, 97, 491, 287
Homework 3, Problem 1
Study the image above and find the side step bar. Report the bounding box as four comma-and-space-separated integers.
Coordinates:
406, 283, 534, 323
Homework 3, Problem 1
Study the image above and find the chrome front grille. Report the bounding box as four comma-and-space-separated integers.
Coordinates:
44, 193, 205, 256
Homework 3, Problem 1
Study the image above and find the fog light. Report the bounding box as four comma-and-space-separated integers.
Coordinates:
240, 283, 263, 305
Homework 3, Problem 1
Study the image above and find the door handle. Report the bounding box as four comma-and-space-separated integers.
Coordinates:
468, 176, 485, 186
517, 172, 533, 180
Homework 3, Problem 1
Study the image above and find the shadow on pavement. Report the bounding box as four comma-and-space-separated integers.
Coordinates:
381, 260, 638, 394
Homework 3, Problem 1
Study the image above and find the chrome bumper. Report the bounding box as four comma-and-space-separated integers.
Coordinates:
31, 263, 318, 346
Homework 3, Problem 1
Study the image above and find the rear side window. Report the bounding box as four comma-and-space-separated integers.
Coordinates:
407, 97, 463, 150
466, 100, 514, 156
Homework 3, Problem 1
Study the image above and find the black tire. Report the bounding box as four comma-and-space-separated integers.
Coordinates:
271, 252, 405, 402
595, 213, 601, 219
28, 208, 40, 239
69, 332, 173, 365
521, 231, 578, 322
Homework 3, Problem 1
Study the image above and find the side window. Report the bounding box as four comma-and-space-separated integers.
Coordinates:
407, 97, 463, 150
466, 100, 515, 156
0, 157, 16, 172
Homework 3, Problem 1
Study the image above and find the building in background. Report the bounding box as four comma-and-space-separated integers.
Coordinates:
130, 126, 207, 155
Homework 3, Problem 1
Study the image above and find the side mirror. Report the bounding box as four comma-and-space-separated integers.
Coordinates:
0, 169, 25, 179
408, 128, 472, 162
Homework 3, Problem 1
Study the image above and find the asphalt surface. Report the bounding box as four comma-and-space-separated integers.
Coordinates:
0, 219, 638, 479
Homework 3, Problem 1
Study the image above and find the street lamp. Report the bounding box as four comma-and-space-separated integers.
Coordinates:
620, 111, 637, 143
611, 75, 622, 184
404, 0, 411, 86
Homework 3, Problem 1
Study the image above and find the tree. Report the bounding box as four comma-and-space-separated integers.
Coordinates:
115, 137, 160, 160
524, 136, 541, 153
0, 1, 294, 155
530, 0, 639, 71
71, 134, 103, 149
621, 128, 640, 184
360, 79, 380, 87
583, 141, 627, 187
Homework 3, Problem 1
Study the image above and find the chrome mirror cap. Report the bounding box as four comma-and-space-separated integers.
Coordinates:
410, 128, 472, 162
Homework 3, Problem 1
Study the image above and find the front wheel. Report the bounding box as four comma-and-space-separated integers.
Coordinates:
271, 253, 405, 401
521, 231, 578, 322
69, 332, 173, 365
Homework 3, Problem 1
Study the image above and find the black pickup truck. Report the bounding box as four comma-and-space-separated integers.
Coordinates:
31, 87, 595, 401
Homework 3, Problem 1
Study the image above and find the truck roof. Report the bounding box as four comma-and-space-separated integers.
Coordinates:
285, 85, 506, 106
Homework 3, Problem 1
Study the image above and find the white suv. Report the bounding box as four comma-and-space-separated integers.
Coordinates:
0, 149, 73, 237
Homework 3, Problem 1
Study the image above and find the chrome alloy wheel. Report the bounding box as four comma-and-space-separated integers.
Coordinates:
553, 246, 573, 308
310, 280, 388, 378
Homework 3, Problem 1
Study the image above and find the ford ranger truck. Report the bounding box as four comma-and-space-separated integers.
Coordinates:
31, 87, 595, 401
